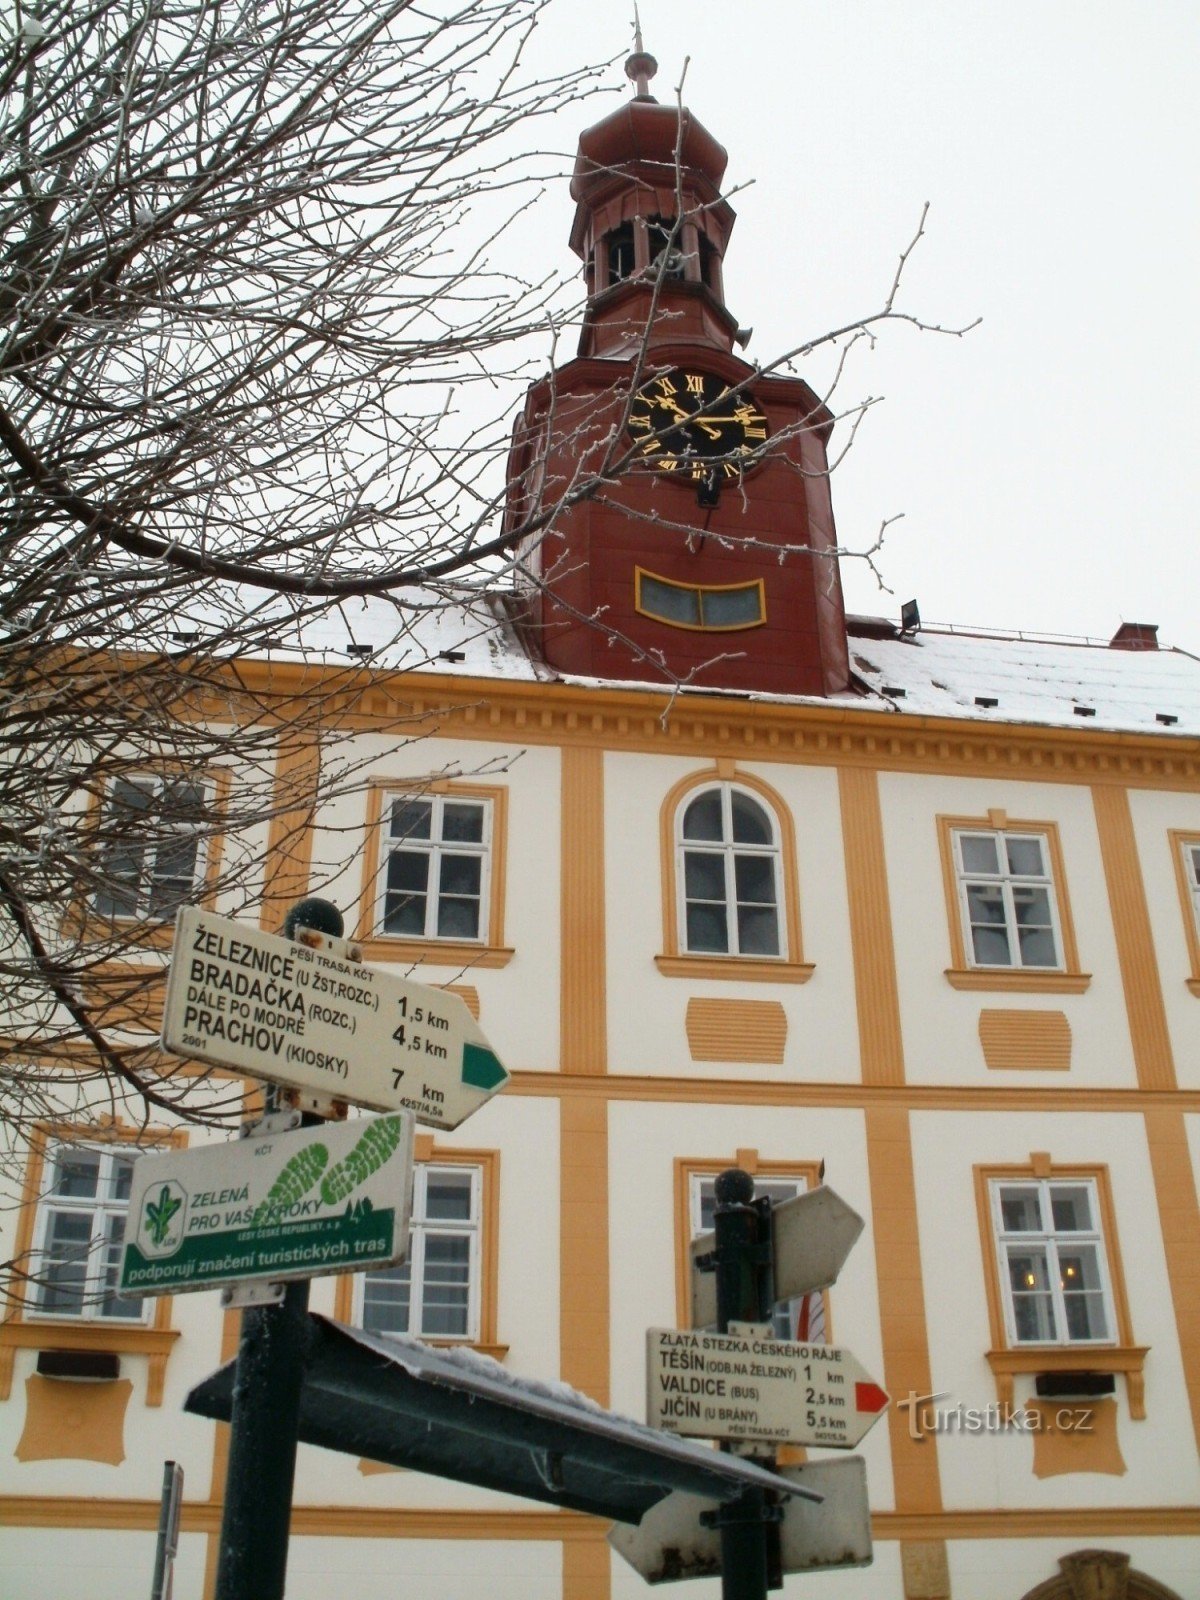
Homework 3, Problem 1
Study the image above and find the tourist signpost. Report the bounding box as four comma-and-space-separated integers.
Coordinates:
662, 1168, 885, 1600
161, 905, 508, 1130
118, 1112, 414, 1299
690, 1183, 864, 1331
646, 1328, 888, 1450
151, 898, 511, 1600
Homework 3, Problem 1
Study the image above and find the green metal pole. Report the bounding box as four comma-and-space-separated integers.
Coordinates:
213, 899, 344, 1600
711, 1168, 778, 1600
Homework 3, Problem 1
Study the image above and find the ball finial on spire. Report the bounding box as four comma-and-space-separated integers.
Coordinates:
625, 6, 657, 98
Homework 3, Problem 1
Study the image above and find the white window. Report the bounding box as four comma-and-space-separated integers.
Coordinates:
677, 785, 782, 958
990, 1178, 1114, 1346
92, 775, 207, 920
953, 828, 1062, 969
359, 1164, 481, 1341
28, 1144, 146, 1323
1182, 839, 1200, 936
690, 1174, 825, 1343
378, 794, 491, 942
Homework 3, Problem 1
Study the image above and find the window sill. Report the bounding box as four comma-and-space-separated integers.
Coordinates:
656, 955, 815, 984
986, 1344, 1148, 1419
945, 969, 1091, 994
0, 1320, 180, 1406
354, 938, 514, 971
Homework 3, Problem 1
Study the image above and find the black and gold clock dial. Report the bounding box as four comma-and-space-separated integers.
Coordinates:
626, 367, 770, 481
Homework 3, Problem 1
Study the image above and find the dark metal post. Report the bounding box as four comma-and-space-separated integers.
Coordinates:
709, 1167, 779, 1600
150, 1459, 183, 1600
214, 1279, 312, 1600
213, 899, 343, 1600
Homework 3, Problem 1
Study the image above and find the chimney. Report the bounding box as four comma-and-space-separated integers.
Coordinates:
1109, 622, 1159, 652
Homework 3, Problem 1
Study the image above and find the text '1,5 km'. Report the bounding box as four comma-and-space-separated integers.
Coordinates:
161, 906, 509, 1130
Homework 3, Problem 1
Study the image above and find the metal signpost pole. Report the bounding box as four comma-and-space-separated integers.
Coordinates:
709, 1168, 778, 1600
214, 900, 343, 1600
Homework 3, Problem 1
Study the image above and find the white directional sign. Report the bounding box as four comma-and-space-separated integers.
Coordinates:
609, 1456, 873, 1584
689, 1183, 864, 1330
162, 906, 509, 1130
119, 1112, 414, 1297
647, 1328, 889, 1450
772, 1185, 865, 1303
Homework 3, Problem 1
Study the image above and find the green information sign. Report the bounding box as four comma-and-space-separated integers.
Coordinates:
119, 1112, 414, 1296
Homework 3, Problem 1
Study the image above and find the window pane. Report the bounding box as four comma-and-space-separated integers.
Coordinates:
112, 778, 153, 816
389, 800, 431, 841
1012, 886, 1052, 927
110, 1156, 137, 1203
738, 906, 780, 956
50, 1148, 101, 1199
641, 574, 702, 626
436, 899, 480, 939
387, 851, 428, 892
148, 837, 200, 917
1049, 1186, 1094, 1233
686, 903, 728, 953
1016, 926, 1057, 967
700, 585, 763, 628
425, 1171, 474, 1222
420, 1235, 471, 1336
37, 1210, 93, 1314
960, 834, 1000, 875
999, 1186, 1042, 1232
971, 924, 1012, 965
1006, 836, 1047, 877
363, 1262, 411, 1336
100, 1214, 143, 1320
1007, 1247, 1056, 1342
730, 793, 771, 845
161, 780, 205, 820
384, 850, 428, 934
684, 851, 725, 901
439, 855, 481, 897
94, 838, 146, 917
682, 791, 723, 842
1013, 886, 1057, 966
734, 854, 775, 905
1059, 1244, 1108, 1339
966, 884, 1007, 925
441, 803, 484, 843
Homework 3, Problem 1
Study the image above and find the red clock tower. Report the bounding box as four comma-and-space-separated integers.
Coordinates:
506, 42, 851, 698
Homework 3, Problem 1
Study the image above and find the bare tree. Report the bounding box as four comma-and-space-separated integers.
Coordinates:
0, 0, 967, 1291
0, 0, 613, 1183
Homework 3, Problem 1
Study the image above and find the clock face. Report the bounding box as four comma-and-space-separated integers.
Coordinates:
626, 367, 770, 481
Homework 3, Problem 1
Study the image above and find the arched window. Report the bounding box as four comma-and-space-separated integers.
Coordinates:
656, 768, 813, 982
677, 784, 781, 957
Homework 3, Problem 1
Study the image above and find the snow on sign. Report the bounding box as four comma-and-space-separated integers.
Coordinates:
609, 1455, 873, 1583
119, 1112, 414, 1297
161, 906, 508, 1130
646, 1328, 889, 1450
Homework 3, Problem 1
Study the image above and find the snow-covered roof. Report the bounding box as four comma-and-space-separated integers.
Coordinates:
842, 624, 1200, 737
91, 570, 1200, 737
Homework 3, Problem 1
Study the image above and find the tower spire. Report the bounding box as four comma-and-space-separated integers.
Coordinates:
625, 8, 658, 99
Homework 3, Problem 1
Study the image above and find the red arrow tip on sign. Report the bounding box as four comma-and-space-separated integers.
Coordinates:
855, 1382, 889, 1415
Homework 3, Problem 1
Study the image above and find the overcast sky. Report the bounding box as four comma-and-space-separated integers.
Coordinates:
521, 1, 1197, 651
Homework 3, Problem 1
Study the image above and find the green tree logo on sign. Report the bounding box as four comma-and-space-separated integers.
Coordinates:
139, 1180, 188, 1258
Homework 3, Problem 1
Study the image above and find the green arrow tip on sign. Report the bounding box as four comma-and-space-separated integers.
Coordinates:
461, 1043, 507, 1092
